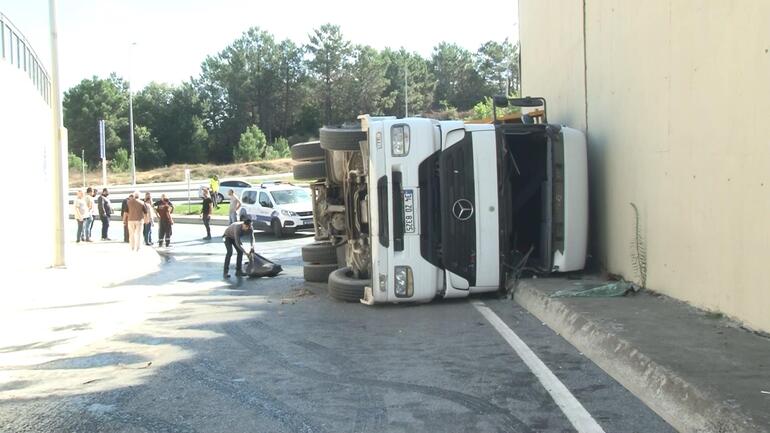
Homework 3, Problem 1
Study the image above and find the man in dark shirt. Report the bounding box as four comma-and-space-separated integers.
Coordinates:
155, 194, 174, 247
223, 219, 252, 278
97, 188, 112, 241
120, 193, 132, 242
201, 188, 213, 240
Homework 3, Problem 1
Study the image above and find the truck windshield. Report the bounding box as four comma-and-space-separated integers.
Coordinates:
270, 189, 310, 205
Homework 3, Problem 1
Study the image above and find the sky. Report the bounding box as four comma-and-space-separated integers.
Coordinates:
1, 0, 519, 92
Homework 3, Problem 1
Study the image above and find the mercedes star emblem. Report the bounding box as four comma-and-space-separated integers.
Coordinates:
452, 199, 474, 221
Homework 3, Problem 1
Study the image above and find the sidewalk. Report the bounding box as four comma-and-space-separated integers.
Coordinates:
0, 240, 162, 368
514, 277, 770, 433
1, 240, 161, 313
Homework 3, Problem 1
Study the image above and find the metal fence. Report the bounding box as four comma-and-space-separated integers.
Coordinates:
0, 12, 51, 105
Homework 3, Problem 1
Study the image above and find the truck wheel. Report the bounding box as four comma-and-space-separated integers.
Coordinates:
290, 141, 324, 161
327, 267, 370, 302
271, 219, 283, 238
320, 127, 367, 151
293, 160, 326, 180
301, 241, 337, 264
303, 263, 337, 283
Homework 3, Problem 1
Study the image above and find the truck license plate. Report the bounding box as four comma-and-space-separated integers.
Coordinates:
403, 189, 415, 233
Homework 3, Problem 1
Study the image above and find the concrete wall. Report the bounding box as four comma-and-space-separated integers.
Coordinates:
0, 21, 59, 271
520, 0, 770, 333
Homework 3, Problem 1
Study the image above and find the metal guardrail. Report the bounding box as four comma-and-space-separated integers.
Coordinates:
0, 11, 51, 105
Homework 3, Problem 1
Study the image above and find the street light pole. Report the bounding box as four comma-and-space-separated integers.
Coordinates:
404, 56, 409, 117
128, 42, 136, 186
49, 0, 66, 267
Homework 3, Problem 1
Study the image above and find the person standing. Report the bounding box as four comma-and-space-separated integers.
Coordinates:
121, 193, 132, 243
143, 192, 156, 246
97, 188, 112, 240
155, 194, 174, 247
210, 175, 220, 209
201, 188, 213, 240
228, 189, 242, 224
73, 190, 88, 243
222, 219, 252, 278
83, 187, 94, 242
87, 187, 99, 240
125, 192, 147, 251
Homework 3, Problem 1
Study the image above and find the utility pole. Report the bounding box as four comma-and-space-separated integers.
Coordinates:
81, 149, 86, 188
404, 57, 409, 118
49, 0, 66, 266
128, 42, 137, 185
99, 119, 107, 186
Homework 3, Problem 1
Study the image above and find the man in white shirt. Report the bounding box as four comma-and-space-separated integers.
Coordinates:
228, 189, 242, 224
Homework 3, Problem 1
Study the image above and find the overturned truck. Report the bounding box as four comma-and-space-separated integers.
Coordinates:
292, 97, 588, 304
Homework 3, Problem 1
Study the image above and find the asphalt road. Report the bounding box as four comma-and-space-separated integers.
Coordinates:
0, 222, 675, 433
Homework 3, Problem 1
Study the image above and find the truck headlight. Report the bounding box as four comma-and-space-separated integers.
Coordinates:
391, 125, 410, 156
280, 209, 297, 217
394, 266, 413, 297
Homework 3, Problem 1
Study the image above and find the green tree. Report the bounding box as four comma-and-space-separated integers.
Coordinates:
306, 24, 352, 125
110, 148, 130, 172
431, 42, 487, 110
476, 39, 520, 96
68, 152, 85, 170
265, 137, 290, 160
381, 48, 435, 117
276, 39, 307, 138
338, 45, 391, 119
63, 74, 128, 165
133, 125, 166, 169
196, 28, 282, 162
234, 125, 267, 162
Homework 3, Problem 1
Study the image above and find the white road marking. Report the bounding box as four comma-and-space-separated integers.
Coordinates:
472, 301, 606, 433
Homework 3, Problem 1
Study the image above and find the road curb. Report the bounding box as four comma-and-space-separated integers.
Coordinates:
513, 280, 764, 433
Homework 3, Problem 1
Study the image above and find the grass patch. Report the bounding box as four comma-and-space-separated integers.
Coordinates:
70, 158, 294, 186
175, 203, 231, 217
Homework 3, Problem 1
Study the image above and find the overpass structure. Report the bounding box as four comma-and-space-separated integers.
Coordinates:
1, 11, 66, 270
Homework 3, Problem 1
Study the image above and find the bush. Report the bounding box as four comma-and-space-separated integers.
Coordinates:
110, 148, 130, 172
234, 125, 266, 162
68, 152, 86, 170
467, 96, 520, 121
265, 137, 290, 160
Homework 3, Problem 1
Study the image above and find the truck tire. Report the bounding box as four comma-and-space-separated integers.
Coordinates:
320, 127, 367, 151
290, 141, 324, 161
327, 267, 370, 302
293, 160, 326, 180
301, 241, 337, 264
304, 263, 337, 283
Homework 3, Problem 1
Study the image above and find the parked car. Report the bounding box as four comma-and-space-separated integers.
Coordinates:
211, 179, 252, 203
198, 179, 252, 203
239, 182, 314, 237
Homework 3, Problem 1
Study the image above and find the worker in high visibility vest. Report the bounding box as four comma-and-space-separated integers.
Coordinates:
210, 174, 220, 209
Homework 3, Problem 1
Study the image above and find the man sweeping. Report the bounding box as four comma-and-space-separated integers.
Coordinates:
223, 219, 253, 278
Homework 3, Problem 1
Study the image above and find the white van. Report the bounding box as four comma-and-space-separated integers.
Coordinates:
239, 182, 314, 237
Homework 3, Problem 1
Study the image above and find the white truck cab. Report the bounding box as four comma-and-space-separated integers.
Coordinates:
291, 97, 588, 304
239, 182, 314, 237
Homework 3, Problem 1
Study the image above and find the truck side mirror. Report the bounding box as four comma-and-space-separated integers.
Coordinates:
493, 95, 509, 108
